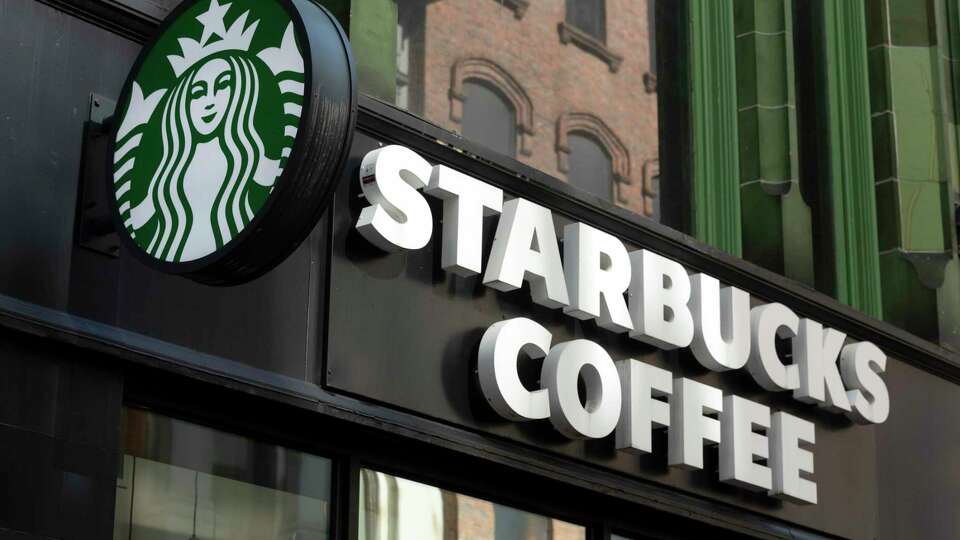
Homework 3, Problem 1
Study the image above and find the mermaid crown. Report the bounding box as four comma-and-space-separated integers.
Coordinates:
167, 0, 259, 77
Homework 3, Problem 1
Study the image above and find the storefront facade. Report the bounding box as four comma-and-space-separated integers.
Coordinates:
2, 1, 960, 539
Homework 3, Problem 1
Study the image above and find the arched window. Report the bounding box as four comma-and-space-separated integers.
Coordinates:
556, 112, 639, 208
566, 0, 606, 42
567, 133, 614, 202
461, 80, 517, 157
449, 58, 534, 156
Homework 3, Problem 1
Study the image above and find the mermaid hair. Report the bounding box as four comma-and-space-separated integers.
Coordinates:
144, 53, 265, 262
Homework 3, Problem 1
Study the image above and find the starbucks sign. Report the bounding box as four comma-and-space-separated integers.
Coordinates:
109, 0, 355, 284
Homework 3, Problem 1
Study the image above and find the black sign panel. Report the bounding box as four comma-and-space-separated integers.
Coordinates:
326, 133, 881, 539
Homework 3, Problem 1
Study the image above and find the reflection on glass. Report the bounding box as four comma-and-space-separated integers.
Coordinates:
114, 408, 331, 540
566, 0, 607, 42
462, 80, 518, 158
567, 133, 614, 202
358, 469, 585, 540
393, 0, 660, 220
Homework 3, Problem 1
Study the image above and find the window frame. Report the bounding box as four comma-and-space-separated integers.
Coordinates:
565, 0, 607, 43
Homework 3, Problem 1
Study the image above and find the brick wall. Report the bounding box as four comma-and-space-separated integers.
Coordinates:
407, 0, 659, 217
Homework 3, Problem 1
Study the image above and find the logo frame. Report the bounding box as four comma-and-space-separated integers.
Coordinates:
107, 0, 357, 285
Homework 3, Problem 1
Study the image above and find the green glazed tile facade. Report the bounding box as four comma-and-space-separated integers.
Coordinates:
350, 0, 398, 102
690, 0, 742, 256
813, 0, 884, 317
866, 0, 956, 339
934, 0, 960, 351
879, 251, 939, 338
734, 0, 813, 284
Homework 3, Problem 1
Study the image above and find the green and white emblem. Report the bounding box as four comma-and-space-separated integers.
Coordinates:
113, 0, 305, 263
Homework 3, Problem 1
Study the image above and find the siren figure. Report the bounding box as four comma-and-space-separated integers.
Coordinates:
113, 0, 305, 263
129, 52, 279, 262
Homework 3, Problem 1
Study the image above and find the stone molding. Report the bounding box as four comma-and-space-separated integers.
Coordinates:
498, 0, 529, 19
557, 21, 623, 73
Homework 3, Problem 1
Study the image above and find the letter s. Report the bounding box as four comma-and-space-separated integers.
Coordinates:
356, 145, 433, 251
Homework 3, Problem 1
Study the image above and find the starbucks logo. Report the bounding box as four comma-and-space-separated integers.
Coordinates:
110, 0, 355, 284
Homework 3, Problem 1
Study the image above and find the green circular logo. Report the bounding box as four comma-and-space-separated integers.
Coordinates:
112, 0, 305, 263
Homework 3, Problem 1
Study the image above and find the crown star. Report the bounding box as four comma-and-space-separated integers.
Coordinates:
196, 0, 230, 46
166, 0, 259, 77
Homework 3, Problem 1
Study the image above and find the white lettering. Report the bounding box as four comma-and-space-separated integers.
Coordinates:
563, 223, 633, 332
424, 165, 503, 276
356, 145, 433, 251
483, 199, 569, 308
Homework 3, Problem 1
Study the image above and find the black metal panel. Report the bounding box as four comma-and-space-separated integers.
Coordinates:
875, 360, 960, 540
0, 0, 324, 379
354, 95, 960, 388
0, 0, 139, 311
0, 326, 123, 539
326, 132, 877, 539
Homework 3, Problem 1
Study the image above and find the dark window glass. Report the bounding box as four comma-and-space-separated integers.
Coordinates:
567, 133, 614, 202
461, 80, 517, 157
358, 469, 584, 539
114, 408, 332, 539
647, 0, 656, 74
566, 0, 607, 42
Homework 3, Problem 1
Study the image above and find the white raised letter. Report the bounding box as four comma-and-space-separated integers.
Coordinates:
720, 395, 772, 492
793, 319, 851, 412
840, 342, 889, 424
770, 411, 817, 505
484, 199, 569, 308
356, 145, 433, 251
668, 378, 722, 470
690, 273, 751, 371
615, 359, 672, 454
542, 340, 622, 439
477, 318, 552, 421
628, 250, 694, 349
563, 223, 634, 332
424, 165, 503, 276
747, 303, 800, 391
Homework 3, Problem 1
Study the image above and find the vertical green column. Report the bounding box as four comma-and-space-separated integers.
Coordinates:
348, 0, 398, 103
814, 1, 883, 318
940, 0, 960, 195
934, 0, 960, 350
866, 0, 953, 340
734, 0, 814, 286
690, 0, 742, 256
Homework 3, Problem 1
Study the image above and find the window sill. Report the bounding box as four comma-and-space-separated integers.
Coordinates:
557, 22, 623, 73
499, 0, 529, 19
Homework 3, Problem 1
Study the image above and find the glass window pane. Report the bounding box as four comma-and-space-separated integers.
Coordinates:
358, 469, 585, 540
567, 133, 613, 202
114, 408, 332, 540
462, 80, 518, 158
566, 0, 606, 42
